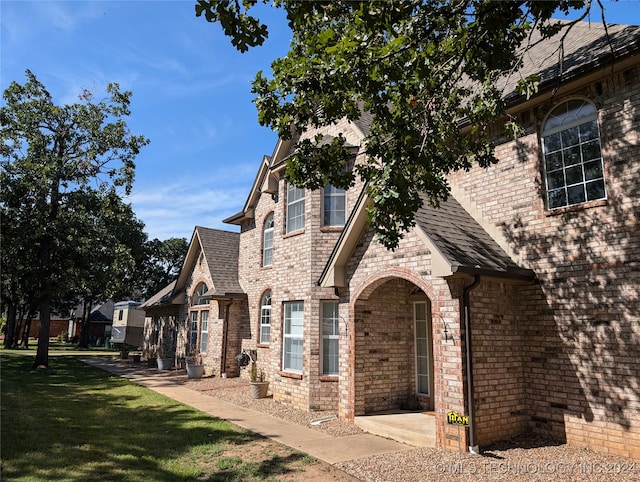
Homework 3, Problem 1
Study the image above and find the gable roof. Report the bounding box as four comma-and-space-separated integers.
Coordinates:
174, 226, 244, 300
319, 191, 535, 288
71, 300, 114, 323
224, 155, 273, 225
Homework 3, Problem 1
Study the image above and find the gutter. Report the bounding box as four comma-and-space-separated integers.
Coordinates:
220, 299, 233, 378
463, 275, 481, 454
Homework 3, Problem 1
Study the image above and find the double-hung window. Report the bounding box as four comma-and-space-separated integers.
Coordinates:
321, 301, 339, 375
260, 291, 271, 344
262, 213, 274, 266
323, 184, 346, 227
283, 301, 304, 372
286, 184, 305, 233
189, 311, 198, 349
200, 311, 209, 354
541, 99, 605, 209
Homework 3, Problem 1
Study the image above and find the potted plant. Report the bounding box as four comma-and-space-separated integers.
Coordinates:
186, 347, 204, 379
156, 345, 173, 371
249, 361, 269, 399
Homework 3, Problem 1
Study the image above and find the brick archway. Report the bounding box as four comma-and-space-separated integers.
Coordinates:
341, 268, 442, 420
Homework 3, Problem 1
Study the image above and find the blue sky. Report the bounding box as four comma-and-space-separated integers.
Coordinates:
1, 1, 638, 241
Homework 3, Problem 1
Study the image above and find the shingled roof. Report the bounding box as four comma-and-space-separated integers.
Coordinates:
197, 226, 244, 298
501, 20, 640, 102
140, 280, 179, 309
174, 226, 244, 300
413, 194, 534, 280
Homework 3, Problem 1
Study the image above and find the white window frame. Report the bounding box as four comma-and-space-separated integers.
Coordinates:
283, 301, 304, 372
286, 184, 305, 233
414, 301, 430, 396
322, 184, 346, 227
192, 282, 209, 306
189, 311, 198, 350
262, 213, 274, 266
259, 291, 271, 344
321, 301, 339, 375
541, 99, 605, 210
200, 310, 209, 354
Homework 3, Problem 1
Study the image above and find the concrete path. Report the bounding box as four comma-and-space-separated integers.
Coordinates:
82, 358, 413, 465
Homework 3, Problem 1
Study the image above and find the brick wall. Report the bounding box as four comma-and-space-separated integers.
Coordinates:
236, 119, 365, 411
448, 65, 640, 458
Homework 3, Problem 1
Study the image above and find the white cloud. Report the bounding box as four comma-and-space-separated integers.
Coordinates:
127, 176, 251, 240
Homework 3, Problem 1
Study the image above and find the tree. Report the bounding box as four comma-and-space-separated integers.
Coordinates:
0, 70, 149, 367
140, 237, 188, 299
196, 0, 600, 248
59, 188, 148, 348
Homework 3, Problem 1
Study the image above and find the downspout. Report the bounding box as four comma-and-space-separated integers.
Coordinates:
463, 275, 481, 454
220, 300, 232, 378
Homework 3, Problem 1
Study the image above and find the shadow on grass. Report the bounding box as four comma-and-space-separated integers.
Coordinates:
0, 354, 261, 481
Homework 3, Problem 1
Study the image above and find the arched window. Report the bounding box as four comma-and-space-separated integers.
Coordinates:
259, 290, 271, 344
262, 213, 274, 267
541, 99, 605, 209
191, 282, 209, 306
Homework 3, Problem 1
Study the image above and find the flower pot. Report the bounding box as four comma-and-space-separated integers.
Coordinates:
157, 358, 172, 370
186, 364, 205, 379
250, 381, 269, 399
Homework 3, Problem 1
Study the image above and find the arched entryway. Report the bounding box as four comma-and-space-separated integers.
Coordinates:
351, 275, 435, 414
346, 271, 438, 446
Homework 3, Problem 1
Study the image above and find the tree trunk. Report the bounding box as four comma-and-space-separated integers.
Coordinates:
32, 232, 54, 369
3, 302, 17, 349
77, 299, 92, 349
20, 316, 32, 349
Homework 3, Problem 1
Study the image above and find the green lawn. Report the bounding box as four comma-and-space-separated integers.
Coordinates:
0, 351, 313, 481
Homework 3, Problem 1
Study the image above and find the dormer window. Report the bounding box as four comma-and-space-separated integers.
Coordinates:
263, 213, 274, 266
323, 184, 346, 227
286, 184, 305, 233
541, 99, 605, 209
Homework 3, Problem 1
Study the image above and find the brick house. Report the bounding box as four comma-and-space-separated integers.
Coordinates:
145, 20, 639, 458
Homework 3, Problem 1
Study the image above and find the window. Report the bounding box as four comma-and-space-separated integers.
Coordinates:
259, 291, 271, 344
262, 213, 274, 266
414, 301, 431, 395
192, 282, 209, 306
286, 184, 305, 233
118, 310, 123, 321
541, 99, 605, 209
283, 301, 304, 372
189, 311, 198, 349
200, 311, 209, 354
321, 301, 339, 375
323, 184, 346, 226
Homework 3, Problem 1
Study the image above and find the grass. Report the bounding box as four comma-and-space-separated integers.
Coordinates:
0, 348, 318, 482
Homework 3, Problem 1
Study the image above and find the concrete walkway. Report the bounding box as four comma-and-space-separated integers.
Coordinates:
82, 358, 413, 465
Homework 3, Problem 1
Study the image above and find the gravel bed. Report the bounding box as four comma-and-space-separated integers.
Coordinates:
183, 374, 639, 481
335, 434, 640, 481
185, 374, 364, 437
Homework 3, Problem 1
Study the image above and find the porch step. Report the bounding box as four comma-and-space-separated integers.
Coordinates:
354, 410, 436, 448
